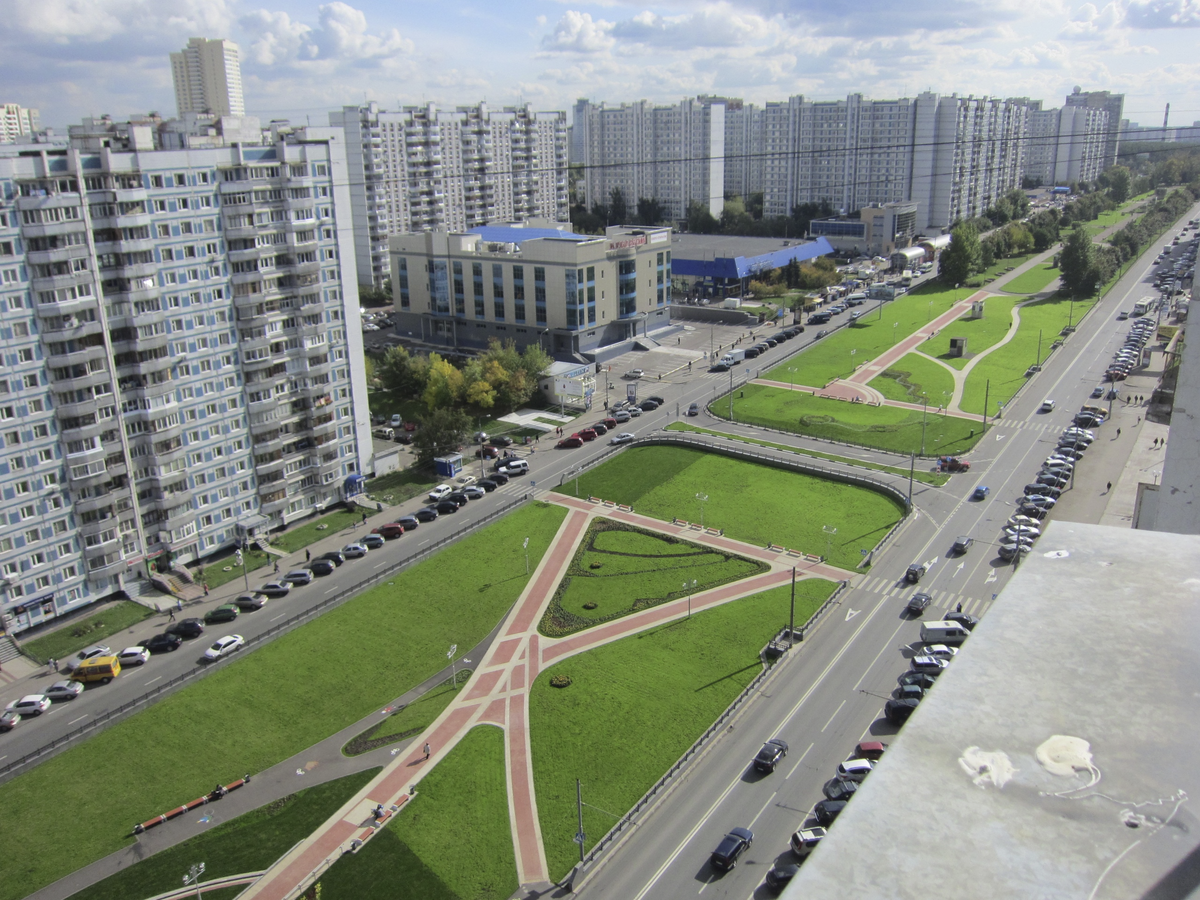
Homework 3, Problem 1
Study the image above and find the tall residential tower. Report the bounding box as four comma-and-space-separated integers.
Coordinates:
171, 38, 245, 118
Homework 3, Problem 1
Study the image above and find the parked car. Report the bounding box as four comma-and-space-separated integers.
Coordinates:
435, 500, 461, 515
906, 592, 932, 615
462, 486, 486, 500
360, 533, 387, 548
283, 569, 314, 585
855, 740, 888, 760
309, 559, 336, 576
414, 507, 440, 522
0, 709, 21, 732
117, 646, 151, 667
6, 695, 51, 717
477, 479, 499, 492
823, 777, 859, 801
395, 517, 420, 531
373, 523, 406, 539
558, 435, 583, 449
341, 543, 368, 559
710, 827, 754, 871
923, 644, 959, 660
790, 826, 827, 858
813, 799, 847, 826
203, 634, 245, 661
489, 471, 510, 485
446, 492, 470, 507
613, 410, 632, 423
140, 632, 183, 653
836, 759, 875, 782
234, 593, 269, 611
624, 368, 644, 380
885, 697, 920, 724
166, 618, 206, 638
204, 604, 240, 624
476, 445, 500, 459
591, 422, 608, 435
765, 861, 800, 891
319, 551, 346, 566
455, 473, 478, 486
898, 671, 939, 689
752, 738, 789, 773
44, 680, 85, 702
910, 655, 948, 674
488, 436, 514, 448
428, 484, 453, 501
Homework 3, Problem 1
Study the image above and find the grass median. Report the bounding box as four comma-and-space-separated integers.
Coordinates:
925, 295, 1020, 370
530, 578, 835, 881
723, 384, 983, 458
0, 502, 568, 900
319, 726, 516, 900
870, 352, 956, 406
20, 600, 155, 665
1000, 262, 1060, 295
552, 445, 903, 568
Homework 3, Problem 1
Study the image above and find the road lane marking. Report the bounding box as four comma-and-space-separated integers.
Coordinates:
985, 569, 997, 584
747, 792, 777, 829
953, 562, 964, 577
270, 613, 285, 621
785, 743, 814, 780
144, 676, 161, 687
68, 715, 88, 725
851, 618, 911, 692
325, 587, 337, 594
820, 699, 846, 733
845, 608, 861, 621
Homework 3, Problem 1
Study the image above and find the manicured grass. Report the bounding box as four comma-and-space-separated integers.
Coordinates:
198, 546, 273, 590
552, 446, 903, 567
365, 467, 438, 503
366, 392, 426, 426
540, 519, 768, 636
319, 726, 517, 900
725, 384, 984, 458
960, 293, 1099, 415
346, 670, 472, 754
75, 770, 379, 900
870, 353, 956, 406
761, 283, 969, 388
662, 422, 950, 485
1000, 262, 1060, 295
972, 251, 1038, 286
20, 600, 155, 665
930, 295, 1020, 370
0, 502, 568, 900
530, 579, 835, 881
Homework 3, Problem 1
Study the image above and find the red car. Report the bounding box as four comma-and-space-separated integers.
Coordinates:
557, 435, 583, 449
372, 523, 405, 539
475, 445, 499, 459
578, 428, 598, 441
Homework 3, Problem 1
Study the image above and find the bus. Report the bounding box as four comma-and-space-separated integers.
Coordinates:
1132, 298, 1152, 316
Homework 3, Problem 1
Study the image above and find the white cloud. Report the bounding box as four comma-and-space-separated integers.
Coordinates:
1124, 0, 1200, 27
10, 0, 233, 43
611, 6, 772, 49
241, 2, 410, 65
541, 11, 616, 53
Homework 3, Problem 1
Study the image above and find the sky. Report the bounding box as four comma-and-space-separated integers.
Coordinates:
3, 0, 1199, 130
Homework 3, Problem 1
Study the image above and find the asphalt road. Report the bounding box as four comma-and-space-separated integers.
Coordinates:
571, 201, 1200, 900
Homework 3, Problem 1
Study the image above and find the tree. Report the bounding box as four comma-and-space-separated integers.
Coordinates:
1106, 165, 1132, 203
685, 200, 719, 233
422, 353, 465, 411
608, 188, 628, 226
635, 197, 665, 226
1058, 228, 1100, 298
412, 407, 472, 466
938, 224, 982, 285
377, 345, 427, 397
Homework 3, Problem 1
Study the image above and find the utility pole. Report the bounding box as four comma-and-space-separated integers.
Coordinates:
920, 393, 928, 456
788, 567, 796, 648
728, 368, 734, 421
575, 779, 586, 864
908, 453, 915, 505
982, 380, 990, 432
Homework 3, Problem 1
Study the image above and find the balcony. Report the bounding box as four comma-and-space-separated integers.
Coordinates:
85, 553, 128, 581
109, 332, 169, 355
75, 490, 124, 515
79, 513, 119, 538
45, 342, 109, 371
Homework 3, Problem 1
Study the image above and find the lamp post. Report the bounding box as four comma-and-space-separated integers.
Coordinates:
523, 537, 530, 576
822, 525, 837, 562
183, 863, 206, 900
893, 321, 899, 345
695, 493, 708, 529
920, 392, 928, 457
684, 578, 697, 617
448, 643, 458, 689
787, 366, 797, 390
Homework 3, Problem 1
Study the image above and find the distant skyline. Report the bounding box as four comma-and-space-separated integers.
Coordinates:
4, 0, 1198, 130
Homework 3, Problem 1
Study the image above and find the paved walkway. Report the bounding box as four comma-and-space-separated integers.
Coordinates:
239, 497, 855, 899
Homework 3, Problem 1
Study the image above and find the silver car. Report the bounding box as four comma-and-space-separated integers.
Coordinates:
44, 680, 85, 702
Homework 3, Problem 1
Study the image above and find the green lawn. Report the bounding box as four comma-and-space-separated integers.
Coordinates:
319, 726, 516, 900
971, 251, 1039, 286
960, 293, 1099, 415
345, 670, 472, 755
662, 422, 950, 485
531, 580, 835, 881
929, 295, 1020, 370
540, 519, 768, 636
761, 283, 969, 388
365, 467, 439, 502
21, 600, 155, 665
72, 770, 379, 900
724, 384, 984, 457
870, 353, 956, 406
1000, 262, 1060, 295
552, 446, 903, 567
0, 502, 568, 900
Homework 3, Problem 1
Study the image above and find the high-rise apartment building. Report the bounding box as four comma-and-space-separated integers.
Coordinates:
572, 98, 726, 223
0, 118, 370, 635
1, 104, 39, 144
1064, 87, 1124, 168
331, 102, 569, 290
1023, 102, 1110, 186
171, 38, 245, 118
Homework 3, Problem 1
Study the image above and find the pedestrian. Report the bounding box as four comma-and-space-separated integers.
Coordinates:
305, 549, 311, 562
48, 657, 56, 672
176, 599, 183, 613
1106, 481, 1112, 492
273, 560, 280, 574
203, 582, 209, 596
362, 512, 368, 525
955, 603, 962, 613
168, 608, 176, 622
423, 742, 431, 761
1136, 416, 1140, 425
1117, 428, 1121, 437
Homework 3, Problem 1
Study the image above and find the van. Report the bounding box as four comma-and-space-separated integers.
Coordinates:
497, 458, 529, 475
845, 292, 867, 306
920, 621, 971, 645
372, 427, 395, 441
70, 655, 121, 685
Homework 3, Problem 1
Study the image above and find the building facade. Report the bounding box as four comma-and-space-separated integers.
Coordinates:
1, 104, 40, 144
809, 201, 919, 256
1064, 88, 1124, 169
389, 223, 672, 360
170, 38, 245, 118
0, 120, 370, 635
1023, 103, 1110, 186
331, 102, 569, 290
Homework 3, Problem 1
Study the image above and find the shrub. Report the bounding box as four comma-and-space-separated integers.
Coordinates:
550, 674, 572, 688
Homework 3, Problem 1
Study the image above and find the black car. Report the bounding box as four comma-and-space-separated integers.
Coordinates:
896, 683, 926, 702
752, 738, 789, 773
396, 516, 420, 530
813, 799, 847, 826
885, 697, 920, 724
951, 535, 973, 555
898, 671, 938, 689
319, 551, 346, 566
944, 611, 979, 630
822, 777, 858, 801
477, 479, 498, 492
415, 506, 440, 522
489, 471, 510, 485
139, 632, 183, 653
647, 396, 665, 405
488, 436, 514, 448
1017, 505, 1049, 520
446, 491, 470, 507
166, 618, 205, 639
309, 558, 336, 576
710, 363, 730, 373
203, 604, 239, 624
743, 347, 760, 359
765, 861, 800, 891
435, 500, 460, 515
905, 563, 926, 584
906, 592, 932, 615
639, 400, 660, 411
710, 827, 753, 871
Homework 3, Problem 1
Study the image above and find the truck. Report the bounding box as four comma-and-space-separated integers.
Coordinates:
720, 348, 747, 366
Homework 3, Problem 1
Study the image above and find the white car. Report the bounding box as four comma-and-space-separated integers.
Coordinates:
1007, 514, 1041, 529
203, 634, 245, 661
428, 484, 453, 501
1062, 429, 1095, 442
1003, 523, 1041, 539
836, 759, 875, 781
117, 646, 151, 667
923, 644, 959, 660
342, 542, 368, 558
627, 407, 642, 417
610, 432, 635, 445
7, 694, 51, 717
1039, 399, 1055, 412
624, 369, 644, 380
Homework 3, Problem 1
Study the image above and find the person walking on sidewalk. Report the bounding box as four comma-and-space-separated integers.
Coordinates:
176, 599, 183, 613
1106, 482, 1112, 493
168, 607, 176, 622
305, 549, 311, 562
423, 742, 431, 761
274, 560, 280, 574
362, 512, 368, 526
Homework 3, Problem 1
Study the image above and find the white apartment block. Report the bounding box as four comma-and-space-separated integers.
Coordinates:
171, 38, 245, 118
331, 102, 569, 290
572, 98, 725, 223
1024, 103, 1110, 186
0, 119, 370, 635
1064, 88, 1124, 169
1, 104, 39, 144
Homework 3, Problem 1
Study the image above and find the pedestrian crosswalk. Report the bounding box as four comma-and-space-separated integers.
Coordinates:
852, 574, 991, 618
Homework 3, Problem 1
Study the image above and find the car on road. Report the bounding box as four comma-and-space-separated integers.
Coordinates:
389, 414, 403, 428
613, 410, 632, 423
905, 563, 927, 584
1062, 428, 1095, 442
497, 459, 529, 475
435, 500, 461, 515
70, 644, 113, 669
557, 435, 583, 449
752, 738, 789, 773
475, 445, 500, 459
591, 422, 608, 435
578, 428, 598, 443
395, 517, 420, 530
446, 491, 470, 507
813, 799, 847, 826
836, 759, 875, 781
885, 697, 921, 724
204, 603, 240, 624
823, 777, 859, 802
923, 644, 958, 660
1023, 484, 1061, 499
710, 827, 754, 871
906, 591, 932, 615
360, 533, 387, 548
488, 436, 514, 448
373, 523, 406, 539
166, 618, 206, 639
944, 611, 979, 630
951, 535, 973, 555
765, 861, 801, 891
1021, 494, 1057, 508
140, 633, 183, 653
6, 695, 51, 717
414, 507, 440, 522
309, 559, 336, 576
319, 551, 346, 566
44, 680, 85, 702
610, 432, 635, 445
638, 400, 660, 412
341, 543, 368, 559
117, 646, 151, 667
624, 368, 644, 380
234, 593, 269, 611
462, 486, 486, 500
790, 826, 827, 858
1016, 504, 1049, 520
816, 329, 829, 337
283, 569, 314, 586
258, 581, 292, 597
0, 709, 21, 732
428, 484, 453, 501
1090, 385, 1104, 398
971, 486, 990, 501
1039, 399, 1055, 412
489, 471, 510, 485
687, 402, 701, 416
1003, 523, 1042, 539
999, 543, 1032, 561
203, 634, 245, 661
897, 683, 926, 702
477, 479, 499, 492
1117, 311, 1129, 320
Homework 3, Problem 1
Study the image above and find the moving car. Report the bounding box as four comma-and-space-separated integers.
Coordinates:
140, 633, 183, 653
624, 368, 644, 380
710, 827, 754, 871
905, 563, 927, 584
117, 646, 151, 667
497, 459, 529, 475
0, 710, 21, 732
687, 402, 701, 416
234, 593, 269, 611
203, 634, 245, 661
1039, 399, 1055, 412
752, 738, 789, 773
610, 432, 635, 445
906, 591, 932, 615
971, 485, 990, 501
951, 535, 973, 555
204, 604, 240, 624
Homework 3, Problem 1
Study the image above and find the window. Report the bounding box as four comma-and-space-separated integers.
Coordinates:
25, 529, 39, 543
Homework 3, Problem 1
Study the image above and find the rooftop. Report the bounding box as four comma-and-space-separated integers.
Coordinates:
468, 225, 590, 245
787, 520, 1200, 900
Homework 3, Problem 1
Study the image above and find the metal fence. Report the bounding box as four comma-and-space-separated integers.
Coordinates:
0, 496, 528, 786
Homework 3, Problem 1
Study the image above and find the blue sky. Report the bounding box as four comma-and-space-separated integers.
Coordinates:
4, 0, 1198, 129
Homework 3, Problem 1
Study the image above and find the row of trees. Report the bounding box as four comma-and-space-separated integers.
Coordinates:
748, 255, 842, 298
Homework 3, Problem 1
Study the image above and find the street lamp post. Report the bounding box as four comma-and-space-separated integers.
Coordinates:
893, 321, 899, 345
695, 493, 708, 529
183, 863, 206, 900
822, 525, 837, 562
920, 392, 928, 456
684, 578, 697, 617
787, 366, 797, 390
523, 537, 530, 576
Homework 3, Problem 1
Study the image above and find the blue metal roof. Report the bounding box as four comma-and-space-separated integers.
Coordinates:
672, 237, 835, 280
468, 225, 592, 244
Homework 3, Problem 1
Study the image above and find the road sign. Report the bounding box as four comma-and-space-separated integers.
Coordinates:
447, 644, 457, 659
860, 548, 869, 556
573, 832, 586, 845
